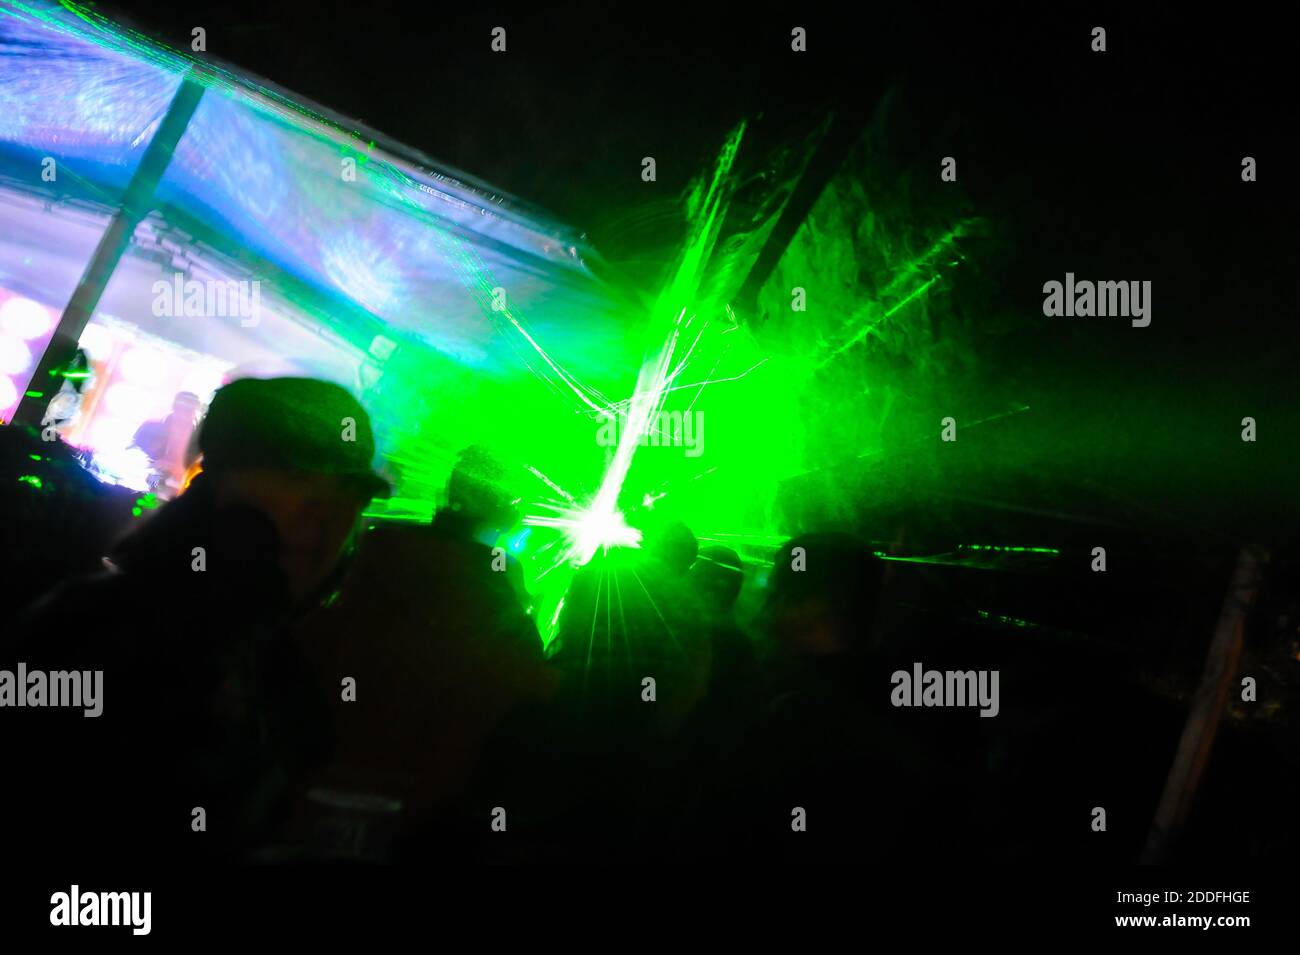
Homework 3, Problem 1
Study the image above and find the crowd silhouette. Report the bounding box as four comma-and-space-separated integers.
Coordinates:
2, 375, 1278, 864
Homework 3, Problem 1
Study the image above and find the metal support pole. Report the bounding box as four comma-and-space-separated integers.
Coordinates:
12, 73, 207, 428
735, 104, 869, 324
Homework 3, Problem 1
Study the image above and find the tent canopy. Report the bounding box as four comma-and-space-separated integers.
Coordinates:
0, 1, 636, 385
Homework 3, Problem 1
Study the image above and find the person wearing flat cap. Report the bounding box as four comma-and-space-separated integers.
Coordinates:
194, 376, 391, 608
7, 377, 390, 864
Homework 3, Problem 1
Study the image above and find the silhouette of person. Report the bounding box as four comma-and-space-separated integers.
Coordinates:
698, 533, 970, 861
130, 391, 202, 493
8, 377, 390, 863
691, 543, 752, 681
302, 444, 556, 855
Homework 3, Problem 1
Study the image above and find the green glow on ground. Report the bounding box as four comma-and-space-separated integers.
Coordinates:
976, 609, 1038, 630
959, 545, 1060, 555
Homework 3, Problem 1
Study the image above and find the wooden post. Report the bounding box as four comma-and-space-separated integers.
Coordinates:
1139, 544, 1270, 863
